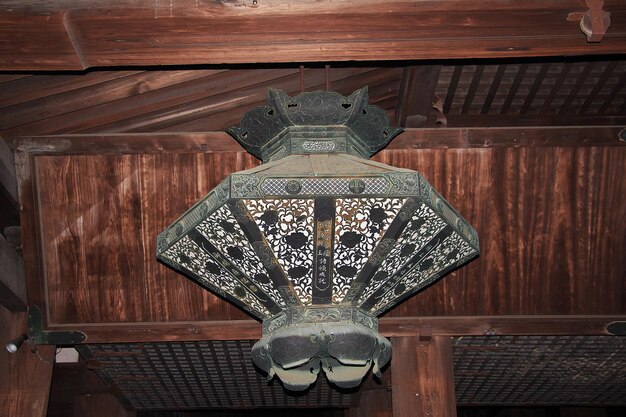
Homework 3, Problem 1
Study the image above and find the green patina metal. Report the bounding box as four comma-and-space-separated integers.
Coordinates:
27, 305, 86, 346
156, 87, 479, 391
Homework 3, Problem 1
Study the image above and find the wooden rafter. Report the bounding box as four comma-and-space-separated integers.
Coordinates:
395, 65, 441, 128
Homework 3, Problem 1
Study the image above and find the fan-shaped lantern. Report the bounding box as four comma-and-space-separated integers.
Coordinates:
157, 88, 479, 391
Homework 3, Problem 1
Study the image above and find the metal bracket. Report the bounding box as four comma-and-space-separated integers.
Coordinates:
580, 0, 611, 42
607, 321, 626, 336
27, 305, 86, 345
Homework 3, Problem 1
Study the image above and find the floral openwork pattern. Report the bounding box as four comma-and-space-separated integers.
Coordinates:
245, 199, 315, 305
196, 205, 286, 307
371, 231, 475, 314
332, 198, 405, 303
358, 203, 447, 304
163, 236, 270, 318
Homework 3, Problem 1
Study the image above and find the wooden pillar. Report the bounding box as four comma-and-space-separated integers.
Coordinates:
347, 389, 392, 417
391, 336, 457, 417
0, 233, 27, 312
73, 393, 136, 417
0, 305, 55, 417
395, 65, 442, 128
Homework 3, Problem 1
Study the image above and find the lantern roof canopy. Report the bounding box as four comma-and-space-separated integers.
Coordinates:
226, 87, 402, 162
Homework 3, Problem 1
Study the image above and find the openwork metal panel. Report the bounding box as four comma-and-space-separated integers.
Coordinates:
453, 336, 626, 406
245, 198, 316, 305
79, 341, 354, 410
161, 236, 272, 318
196, 205, 286, 309
332, 197, 405, 303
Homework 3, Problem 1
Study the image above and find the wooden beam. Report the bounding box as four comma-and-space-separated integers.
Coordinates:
73, 394, 136, 417
391, 336, 457, 417
13, 132, 244, 155
13, 153, 47, 317
0, 138, 19, 230
433, 113, 626, 127
0, 11, 82, 70
416, 336, 457, 417
41, 315, 626, 343
1, 0, 626, 70
395, 65, 442, 128
0, 234, 26, 312
386, 126, 626, 149
0, 306, 55, 417
390, 337, 419, 417
12, 126, 626, 156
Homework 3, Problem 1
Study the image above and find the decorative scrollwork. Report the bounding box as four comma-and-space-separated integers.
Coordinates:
161, 236, 270, 319
196, 205, 286, 307
385, 172, 421, 195
371, 231, 475, 314
263, 313, 288, 336
301, 141, 337, 152
303, 307, 343, 322
226, 88, 402, 162
231, 174, 261, 198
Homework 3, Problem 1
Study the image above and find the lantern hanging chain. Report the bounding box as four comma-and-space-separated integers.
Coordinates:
325, 64, 331, 91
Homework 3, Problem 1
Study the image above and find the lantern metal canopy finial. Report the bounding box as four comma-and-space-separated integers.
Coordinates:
156, 87, 479, 391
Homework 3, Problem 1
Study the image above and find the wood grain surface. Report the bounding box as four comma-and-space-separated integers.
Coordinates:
24, 144, 626, 325
376, 147, 626, 317
0, 306, 55, 417
2, 1, 626, 70
391, 336, 457, 417
37, 152, 259, 324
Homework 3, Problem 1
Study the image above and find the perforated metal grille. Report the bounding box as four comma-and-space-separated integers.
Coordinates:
453, 336, 626, 406
80, 341, 354, 410
261, 177, 388, 196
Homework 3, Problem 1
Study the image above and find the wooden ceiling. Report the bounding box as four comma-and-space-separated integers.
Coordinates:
1, 59, 625, 142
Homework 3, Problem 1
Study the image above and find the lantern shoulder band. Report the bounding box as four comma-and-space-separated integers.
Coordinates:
156, 88, 479, 391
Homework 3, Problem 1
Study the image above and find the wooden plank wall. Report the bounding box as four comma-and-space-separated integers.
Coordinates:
377, 147, 626, 318
37, 152, 259, 323
26, 144, 626, 325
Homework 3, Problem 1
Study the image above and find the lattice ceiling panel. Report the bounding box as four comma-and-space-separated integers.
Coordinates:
80, 336, 626, 410
454, 335, 626, 406
78, 341, 354, 410
437, 60, 626, 116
